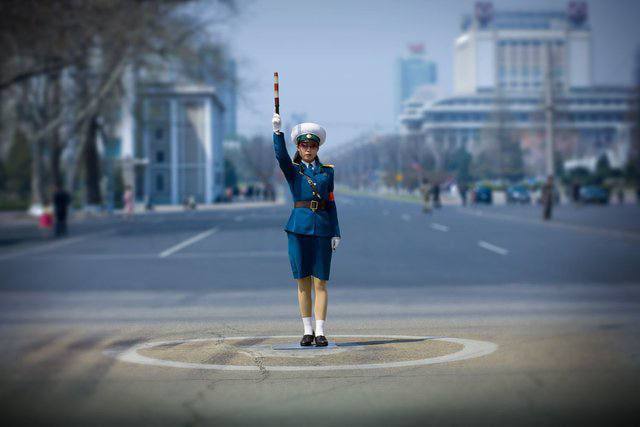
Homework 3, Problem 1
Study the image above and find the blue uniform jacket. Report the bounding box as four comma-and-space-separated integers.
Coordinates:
273, 131, 341, 238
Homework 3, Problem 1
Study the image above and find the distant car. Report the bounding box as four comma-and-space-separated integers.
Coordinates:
506, 185, 531, 204
473, 185, 493, 204
579, 186, 609, 204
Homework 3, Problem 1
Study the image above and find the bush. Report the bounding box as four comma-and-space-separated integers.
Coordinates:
0, 195, 29, 211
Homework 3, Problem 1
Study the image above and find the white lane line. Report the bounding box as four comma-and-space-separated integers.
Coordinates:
430, 223, 449, 232
158, 227, 218, 258
173, 250, 287, 259
340, 197, 355, 205
478, 240, 509, 256
16, 250, 288, 261
0, 230, 111, 260
459, 207, 640, 242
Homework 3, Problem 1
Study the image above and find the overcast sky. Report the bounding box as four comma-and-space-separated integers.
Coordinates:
222, 0, 640, 147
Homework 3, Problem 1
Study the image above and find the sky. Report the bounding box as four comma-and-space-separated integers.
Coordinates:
220, 0, 640, 149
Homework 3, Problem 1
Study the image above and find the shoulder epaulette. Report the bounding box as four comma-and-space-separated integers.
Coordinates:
322, 164, 334, 168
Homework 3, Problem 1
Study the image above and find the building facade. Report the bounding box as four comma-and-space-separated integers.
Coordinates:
116, 51, 235, 205
400, 2, 635, 176
137, 84, 225, 204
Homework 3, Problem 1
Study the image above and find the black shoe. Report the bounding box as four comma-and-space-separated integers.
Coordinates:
315, 335, 328, 347
300, 332, 315, 347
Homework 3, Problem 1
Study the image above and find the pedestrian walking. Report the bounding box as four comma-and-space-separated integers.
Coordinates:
541, 175, 554, 221
617, 187, 625, 205
38, 201, 54, 238
272, 112, 341, 348
459, 182, 468, 206
419, 178, 432, 213
123, 185, 134, 219
432, 182, 441, 208
53, 185, 71, 236
572, 181, 581, 205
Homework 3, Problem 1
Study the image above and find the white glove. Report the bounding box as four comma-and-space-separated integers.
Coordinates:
331, 237, 340, 251
272, 113, 281, 133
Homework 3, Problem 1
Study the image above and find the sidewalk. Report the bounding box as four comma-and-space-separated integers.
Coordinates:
0, 199, 285, 226
336, 185, 463, 206
148, 199, 284, 214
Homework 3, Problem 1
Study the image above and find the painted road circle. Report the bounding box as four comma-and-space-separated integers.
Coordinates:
108, 335, 498, 372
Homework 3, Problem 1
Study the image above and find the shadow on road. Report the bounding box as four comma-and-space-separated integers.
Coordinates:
337, 338, 429, 347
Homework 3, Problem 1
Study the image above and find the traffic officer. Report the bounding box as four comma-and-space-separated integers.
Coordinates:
272, 113, 341, 347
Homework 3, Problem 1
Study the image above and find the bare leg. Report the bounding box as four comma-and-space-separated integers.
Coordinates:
313, 277, 328, 320
296, 276, 313, 317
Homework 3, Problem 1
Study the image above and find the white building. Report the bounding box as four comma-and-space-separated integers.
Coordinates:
400, 2, 635, 175
137, 84, 225, 204
454, 2, 591, 94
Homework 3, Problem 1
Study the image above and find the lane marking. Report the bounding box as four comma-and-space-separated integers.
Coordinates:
173, 250, 287, 259
0, 229, 114, 260
478, 240, 509, 256
460, 207, 640, 242
1, 250, 287, 261
107, 334, 498, 372
340, 197, 355, 205
158, 227, 219, 258
430, 223, 449, 232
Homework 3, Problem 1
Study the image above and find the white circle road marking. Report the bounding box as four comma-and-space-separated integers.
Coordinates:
106, 334, 498, 372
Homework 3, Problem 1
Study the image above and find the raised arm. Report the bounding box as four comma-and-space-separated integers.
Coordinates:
273, 131, 296, 182
273, 114, 296, 181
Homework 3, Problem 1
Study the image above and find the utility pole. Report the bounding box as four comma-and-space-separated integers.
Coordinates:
544, 41, 556, 178
541, 41, 557, 220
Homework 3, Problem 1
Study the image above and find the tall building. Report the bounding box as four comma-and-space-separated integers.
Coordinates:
454, 1, 591, 94
400, 2, 635, 176
395, 44, 438, 117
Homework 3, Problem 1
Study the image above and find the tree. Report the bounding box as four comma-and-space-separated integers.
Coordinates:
1, 0, 237, 207
448, 146, 472, 185
4, 130, 32, 201
224, 156, 238, 189
240, 135, 275, 189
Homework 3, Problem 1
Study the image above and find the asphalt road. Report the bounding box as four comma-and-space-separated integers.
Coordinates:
1, 193, 639, 426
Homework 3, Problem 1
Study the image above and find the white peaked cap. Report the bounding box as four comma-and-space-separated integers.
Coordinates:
290, 122, 327, 146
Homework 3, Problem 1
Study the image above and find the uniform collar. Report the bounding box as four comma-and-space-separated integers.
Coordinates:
301, 159, 319, 169
300, 159, 323, 176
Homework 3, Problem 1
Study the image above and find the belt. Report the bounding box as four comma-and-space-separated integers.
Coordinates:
294, 200, 327, 211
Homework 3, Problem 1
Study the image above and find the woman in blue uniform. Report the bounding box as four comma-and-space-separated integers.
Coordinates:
272, 113, 341, 347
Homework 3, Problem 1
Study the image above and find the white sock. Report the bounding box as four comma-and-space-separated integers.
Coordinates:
302, 317, 313, 335
315, 319, 325, 336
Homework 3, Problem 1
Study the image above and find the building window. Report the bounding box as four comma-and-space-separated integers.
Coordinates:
156, 150, 165, 163
155, 128, 164, 140
156, 174, 164, 192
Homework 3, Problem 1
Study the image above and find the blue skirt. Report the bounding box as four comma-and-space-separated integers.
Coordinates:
286, 231, 333, 281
